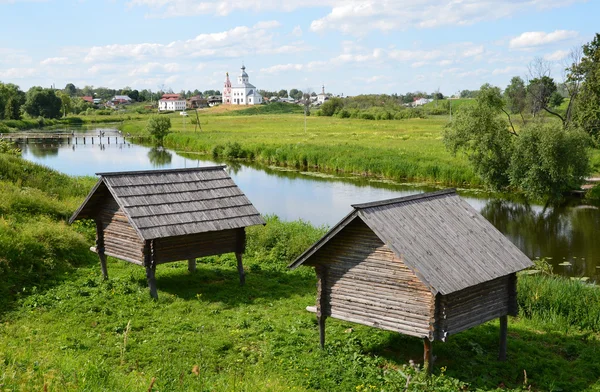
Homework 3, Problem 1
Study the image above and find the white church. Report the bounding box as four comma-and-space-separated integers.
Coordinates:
222, 65, 263, 105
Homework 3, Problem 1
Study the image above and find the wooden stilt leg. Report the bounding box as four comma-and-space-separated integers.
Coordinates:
99, 253, 108, 280
424, 338, 433, 374
146, 265, 158, 299
235, 252, 245, 285
499, 315, 508, 361
188, 258, 196, 273
318, 315, 326, 348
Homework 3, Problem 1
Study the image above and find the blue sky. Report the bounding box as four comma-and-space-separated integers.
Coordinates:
0, 0, 597, 96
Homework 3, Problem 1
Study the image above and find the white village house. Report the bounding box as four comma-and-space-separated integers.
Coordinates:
158, 94, 187, 111
222, 65, 263, 105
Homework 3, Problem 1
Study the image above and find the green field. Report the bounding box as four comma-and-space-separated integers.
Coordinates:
2, 153, 600, 391
121, 112, 482, 187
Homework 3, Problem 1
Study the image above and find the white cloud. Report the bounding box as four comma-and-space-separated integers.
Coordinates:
0, 48, 32, 65
544, 49, 570, 61
491, 66, 525, 75
126, 0, 583, 34
292, 25, 302, 37
260, 63, 305, 74
0, 67, 37, 78
82, 22, 303, 64
40, 57, 71, 66
509, 30, 578, 49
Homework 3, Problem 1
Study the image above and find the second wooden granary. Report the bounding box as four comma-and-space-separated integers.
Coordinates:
69, 166, 265, 298
289, 189, 532, 367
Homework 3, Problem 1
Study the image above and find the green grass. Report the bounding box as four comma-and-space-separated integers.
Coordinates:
121, 112, 481, 187
2, 154, 600, 391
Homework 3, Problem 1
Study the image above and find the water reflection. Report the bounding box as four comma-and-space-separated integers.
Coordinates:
148, 147, 172, 166
17, 128, 600, 280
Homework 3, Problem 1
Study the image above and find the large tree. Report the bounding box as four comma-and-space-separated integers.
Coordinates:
572, 33, 600, 141
64, 83, 77, 97
445, 83, 590, 201
22, 87, 62, 119
0, 83, 25, 120
504, 76, 527, 122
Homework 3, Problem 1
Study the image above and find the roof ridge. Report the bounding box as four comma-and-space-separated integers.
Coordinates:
351, 188, 456, 209
96, 165, 226, 177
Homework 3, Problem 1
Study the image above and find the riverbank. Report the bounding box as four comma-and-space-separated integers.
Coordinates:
119, 112, 483, 187
2, 153, 600, 391
119, 110, 600, 191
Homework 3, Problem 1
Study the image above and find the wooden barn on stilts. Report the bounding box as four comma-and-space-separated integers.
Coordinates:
289, 189, 532, 369
69, 166, 265, 298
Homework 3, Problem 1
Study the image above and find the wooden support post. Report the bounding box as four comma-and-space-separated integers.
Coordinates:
236, 229, 246, 286
144, 240, 158, 299
316, 266, 327, 348
188, 258, 196, 272
499, 315, 508, 361
235, 252, 245, 285
83, 136, 86, 144
423, 338, 433, 374
95, 221, 108, 279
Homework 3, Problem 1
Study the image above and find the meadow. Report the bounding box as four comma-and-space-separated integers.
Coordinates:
120, 110, 483, 187
2, 151, 600, 391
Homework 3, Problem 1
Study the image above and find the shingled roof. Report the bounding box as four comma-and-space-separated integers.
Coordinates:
69, 166, 265, 240
289, 189, 532, 295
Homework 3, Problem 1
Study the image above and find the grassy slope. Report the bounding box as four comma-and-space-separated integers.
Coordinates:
121, 112, 482, 186
2, 155, 600, 391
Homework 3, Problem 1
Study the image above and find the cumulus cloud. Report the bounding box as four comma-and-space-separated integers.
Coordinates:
292, 25, 302, 37
0, 48, 32, 65
491, 66, 525, 75
0, 67, 37, 78
544, 49, 570, 61
509, 30, 578, 49
40, 57, 71, 66
126, 0, 582, 34
82, 22, 303, 64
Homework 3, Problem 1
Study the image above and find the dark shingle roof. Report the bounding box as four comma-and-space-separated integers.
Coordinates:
70, 166, 264, 240
289, 189, 532, 295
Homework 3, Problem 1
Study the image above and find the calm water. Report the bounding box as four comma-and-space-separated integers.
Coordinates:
18, 128, 600, 281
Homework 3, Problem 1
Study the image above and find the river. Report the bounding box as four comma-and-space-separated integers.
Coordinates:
17, 128, 600, 282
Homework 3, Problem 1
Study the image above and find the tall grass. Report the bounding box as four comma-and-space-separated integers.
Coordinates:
518, 274, 600, 331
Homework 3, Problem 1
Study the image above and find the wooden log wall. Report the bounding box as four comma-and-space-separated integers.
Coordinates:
96, 196, 144, 264
309, 218, 435, 339
436, 274, 517, 339
153, 228, 240, 264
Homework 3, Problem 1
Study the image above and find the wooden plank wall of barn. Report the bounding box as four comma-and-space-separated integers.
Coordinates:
153, 228, 241, 264
310, 218, 435, 339
96, 196, 145, 263
436, 274, 517, 339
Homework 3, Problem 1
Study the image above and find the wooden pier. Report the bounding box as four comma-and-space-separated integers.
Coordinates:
0, 133, 149, 145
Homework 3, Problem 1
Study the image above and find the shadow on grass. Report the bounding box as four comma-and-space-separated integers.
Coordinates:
140, 263, 316, 306
367, 321, 600, 391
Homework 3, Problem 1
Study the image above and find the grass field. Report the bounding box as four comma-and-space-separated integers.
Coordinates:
2, 153, 600, 391
121, 112, 483, 187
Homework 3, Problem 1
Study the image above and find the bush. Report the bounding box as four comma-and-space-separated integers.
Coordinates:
336, 109, 351, 118
222, 141, 245, 159
360, 112, 375, 120
320, 98, 344, 116
146, 115, 172, 145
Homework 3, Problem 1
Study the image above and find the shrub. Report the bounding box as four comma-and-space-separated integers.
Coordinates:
360, 112, 375, 120
320, 98, 344, 116
336, 109, 351, 118
222, 141, 245, 159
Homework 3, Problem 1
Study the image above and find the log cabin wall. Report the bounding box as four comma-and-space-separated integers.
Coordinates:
95, 196, 144, 263
153, 228, 242, 264
310, 218, 435, 339
436, 274, 517, 339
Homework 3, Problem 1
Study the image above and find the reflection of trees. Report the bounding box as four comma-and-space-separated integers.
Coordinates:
25, 143, 60, 158
147, 147, 172, 167
480, 199, 600, 279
